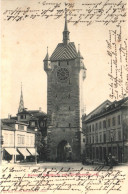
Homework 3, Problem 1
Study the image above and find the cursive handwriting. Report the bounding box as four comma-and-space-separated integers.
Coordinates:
0, 165, 126, 193
2, 0, 127, 26
107, 25, 128, 100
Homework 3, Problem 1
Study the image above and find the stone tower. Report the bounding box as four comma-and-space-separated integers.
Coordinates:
43, 11, 86, 161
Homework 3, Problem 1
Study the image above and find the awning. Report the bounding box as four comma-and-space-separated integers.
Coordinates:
5, 148, 20, 155
27, 148, 38, 156
18, 148, 31, 156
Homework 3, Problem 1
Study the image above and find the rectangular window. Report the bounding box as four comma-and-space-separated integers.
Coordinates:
103, 133, 106, 143
31, 121, 35, 127
100, 134, 102, 142
86, 126, 88, 133
4, 134, 8, 145
112, 117, 116, 126
20, 115, 23, 119
99, 122, 101, 129
96, 135, 98, 143
90, 125, 91, 132
103, 120, 106, 128
83, 138, 85, 142
22, 136, 24, 144
92, 124, 94, 131
9, 134, 14, 144
18, 125, 24, 130
92, 136, 94, 143
95, 123, 98, 130
90, 137, 91, 143
108, 119, 110, 127
118, 131, 121, 141
118, 115, 121, 125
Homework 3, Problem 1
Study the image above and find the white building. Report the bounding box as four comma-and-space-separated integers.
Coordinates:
1, 118, 37, 163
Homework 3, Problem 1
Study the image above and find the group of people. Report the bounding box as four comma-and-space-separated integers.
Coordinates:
82, 153, 118, 167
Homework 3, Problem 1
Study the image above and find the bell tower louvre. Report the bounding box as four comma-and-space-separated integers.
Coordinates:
43, 9, 86, 161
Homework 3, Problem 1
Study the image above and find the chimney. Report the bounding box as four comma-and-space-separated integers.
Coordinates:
8, 114, 11, 119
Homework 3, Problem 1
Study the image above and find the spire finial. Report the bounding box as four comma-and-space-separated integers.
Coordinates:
78, 44, 83, 59
78, 44, 80, 52
63, 6, 70, 44
18, 83, 24, 113
44, 46, 49, 61
21, 82, 22, 91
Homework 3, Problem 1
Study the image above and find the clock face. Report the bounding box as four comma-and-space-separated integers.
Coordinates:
57, 68, 69, 81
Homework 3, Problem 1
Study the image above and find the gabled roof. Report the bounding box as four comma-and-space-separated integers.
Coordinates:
85, 97, 128, 123
50, 42, 78, 61
1, 122, 14, 131
83, 100, 111, 121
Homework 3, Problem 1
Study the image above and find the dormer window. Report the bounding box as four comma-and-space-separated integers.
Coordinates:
31, 121, 35, 127
20, 115, 23, 119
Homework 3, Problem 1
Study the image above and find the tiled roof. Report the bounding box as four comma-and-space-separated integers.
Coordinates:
1, 119, 16, 124
50, 42, 78, 61
1, 122, 14, 131
85, 97, 128, 123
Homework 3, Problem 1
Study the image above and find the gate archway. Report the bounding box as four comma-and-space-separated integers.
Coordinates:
57, 140, 72, 162
57, 140, 67, 162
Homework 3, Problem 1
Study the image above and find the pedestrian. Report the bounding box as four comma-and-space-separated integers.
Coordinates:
108, 153, 113, 168
104, 154, 108, 166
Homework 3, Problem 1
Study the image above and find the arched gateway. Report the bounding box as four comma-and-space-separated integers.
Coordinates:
57, 140, 72, 162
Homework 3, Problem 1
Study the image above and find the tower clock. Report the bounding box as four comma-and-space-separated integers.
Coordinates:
43, 12, 86, 161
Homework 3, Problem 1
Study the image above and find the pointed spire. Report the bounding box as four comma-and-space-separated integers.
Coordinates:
18, 82, 24, 113
44, 46, 49, 61
63, 8, 70, 45
78, 44, 83, 59
64, 8, 68, 31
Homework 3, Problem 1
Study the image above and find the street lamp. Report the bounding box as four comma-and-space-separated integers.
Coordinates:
35, 128, 37, 164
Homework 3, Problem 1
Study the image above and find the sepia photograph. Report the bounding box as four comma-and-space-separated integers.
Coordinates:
0, 0, 128, 193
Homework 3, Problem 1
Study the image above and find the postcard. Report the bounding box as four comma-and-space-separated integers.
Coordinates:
1, 0, 128, 193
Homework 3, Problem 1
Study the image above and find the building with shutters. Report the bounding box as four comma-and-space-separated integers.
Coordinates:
82, 97, 128, 163
1, 85, 47, 163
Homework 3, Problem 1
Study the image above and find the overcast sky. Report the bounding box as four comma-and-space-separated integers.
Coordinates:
1, 0, 127, 118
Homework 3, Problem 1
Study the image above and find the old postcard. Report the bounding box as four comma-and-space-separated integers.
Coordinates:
0, 0, 128, 193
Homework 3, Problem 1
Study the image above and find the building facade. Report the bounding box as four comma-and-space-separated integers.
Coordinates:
1, 86, 47, 163
82, 97, 128, 163
44, 12, 86, 161
1, 119, 36, 163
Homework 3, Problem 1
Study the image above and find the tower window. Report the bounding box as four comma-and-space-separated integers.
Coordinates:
67, 61, 69, 65
20, 115, 23, 119
69, 79, 71, 85
69, 106, 70, 111
69, 123, 71, 128
68, 93, 70, 98
56, 94, 57, 98
58, 61, 60, 66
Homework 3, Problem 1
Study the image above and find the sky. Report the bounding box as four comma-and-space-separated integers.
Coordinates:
1, 0, 127, 118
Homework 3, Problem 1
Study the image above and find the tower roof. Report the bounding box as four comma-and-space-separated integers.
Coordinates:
50, 42, 78, 61
18, 83, 24, 113
78, 44, 84, 59
43, 47, 49, 61
63, 8, 70, 45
